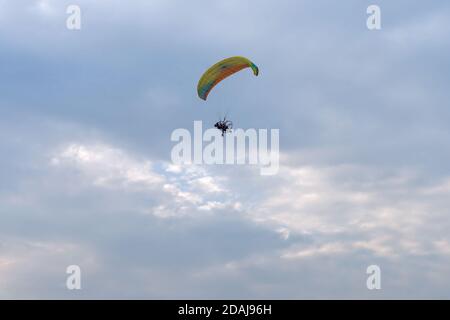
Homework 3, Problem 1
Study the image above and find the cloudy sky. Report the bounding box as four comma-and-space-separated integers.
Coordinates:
1, 0, 450, 299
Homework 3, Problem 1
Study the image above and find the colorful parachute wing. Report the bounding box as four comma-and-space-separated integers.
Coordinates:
197, 56, 259, 100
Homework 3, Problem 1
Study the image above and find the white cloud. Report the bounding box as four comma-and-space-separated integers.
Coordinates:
282, 242, 348, 259
189, 176, 226, 193
50, 143, 237, 219
245, 157, 450, 259
52, 143, 164, 189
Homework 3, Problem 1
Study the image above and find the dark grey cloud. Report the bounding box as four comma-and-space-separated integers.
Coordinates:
1, 0, 450, 298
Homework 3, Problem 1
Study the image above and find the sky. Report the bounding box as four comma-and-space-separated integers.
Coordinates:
0, 0, 450, 299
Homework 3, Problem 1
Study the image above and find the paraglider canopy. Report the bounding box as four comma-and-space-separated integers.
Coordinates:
197, 56, 259, 101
